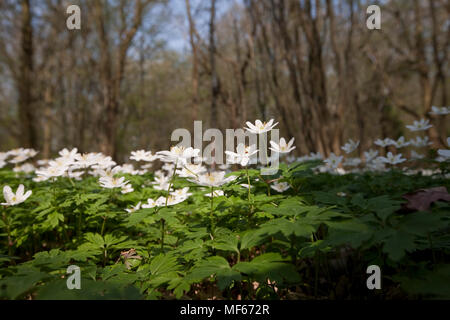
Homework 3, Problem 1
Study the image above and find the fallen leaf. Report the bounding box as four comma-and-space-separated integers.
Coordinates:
402, 187, 450, 211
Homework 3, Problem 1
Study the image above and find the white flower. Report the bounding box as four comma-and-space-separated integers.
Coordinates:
0, 160, 6, 169
66, 169, 84, 180
33, 175, 49, 183
366, 157, 386, 171
324, 153, 343, 169
392, 136, 410, 148
269, 137, 296, 154
91, 155, 116, 170
74, 153, 102, 169
2, 184, 32, 206
437, 137, 450, 159
406, 118, 433, 132
378, 152, 406, 165
410, 150, 425, 160
121, 183, 134, 194
225, 144, 259, 167
13, 163, 36, 173
157, 146, 200, 166
189, 171, 237, 187
125, 202, 142, 213
0, 152, 8, 162
35, 166, 67, 179
307, 152, 323, 161
37, 159, 50, 166
7, 148, 38, 164
48, 158, 72, 171
341, 139, 360, 154
157, 195, 188, 206
244, 119, 278, 134
343, 157, 362, 167
96, 166, 123, 178
337, 192, 347, 197
176, 163, 206, 178
374, 138, 394, 148
170, 187, 192, 198
58, 148, 79, 162
409, 136, 432, 148
130, 150, 159, 162
152, 174, 172, 191
99, 176, 129, 189
205, 190, 224, 197
270, 181, 290, 193
429, 106, 450, 116
142, 198, 158, 209
116, 164, 140, 175
240, 184, 253, 189
9, 154, 29, 164
162, 163, 175, 173
141, 163, 153, 170
364, 150, 379, 162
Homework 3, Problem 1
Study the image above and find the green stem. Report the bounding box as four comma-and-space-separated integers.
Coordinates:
2, 206, 13, 258
246, 167, 251, 203
52, 178, 57, 204
210, 186, 215, 237
161, 161, 179, 251
246, 168, 255, 219
103, 248, 107, 267
78, 210, 82, 238
161, 219, 165, 251
165, 161, 178, 206
100, 216, 107, 236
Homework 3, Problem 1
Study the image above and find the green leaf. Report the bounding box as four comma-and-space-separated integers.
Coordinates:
212, 234, 239, 254
382, 230, 416, 261
149, 254, 180, 276
233, 253, 301, 285
240, 230, 266, 251
186, 256, 241, 290
399, 211, 444, 236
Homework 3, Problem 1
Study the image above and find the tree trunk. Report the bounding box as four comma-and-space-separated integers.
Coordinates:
209, 0, 219, 129
18, 0, 37, 149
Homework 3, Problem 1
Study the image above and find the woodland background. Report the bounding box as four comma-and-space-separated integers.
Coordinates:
0, 0, 448, 162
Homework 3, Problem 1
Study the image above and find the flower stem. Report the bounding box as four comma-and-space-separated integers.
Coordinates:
210, 186, 215, 237
246, 168, 255, 218
2, 206, 13, 258
246, 168, 251, 203
165, 161, 178, 206
160, 219, 165, 251
162, 161, 178, 251
100, 216, 107, 236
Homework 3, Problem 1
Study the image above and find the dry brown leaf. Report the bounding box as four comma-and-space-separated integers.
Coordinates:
402, 186, 450, 211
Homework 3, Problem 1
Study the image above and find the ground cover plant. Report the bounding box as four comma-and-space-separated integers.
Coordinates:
0, 118, 449, 300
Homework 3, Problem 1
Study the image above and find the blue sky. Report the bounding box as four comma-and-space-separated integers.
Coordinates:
162, 0, 243, 52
